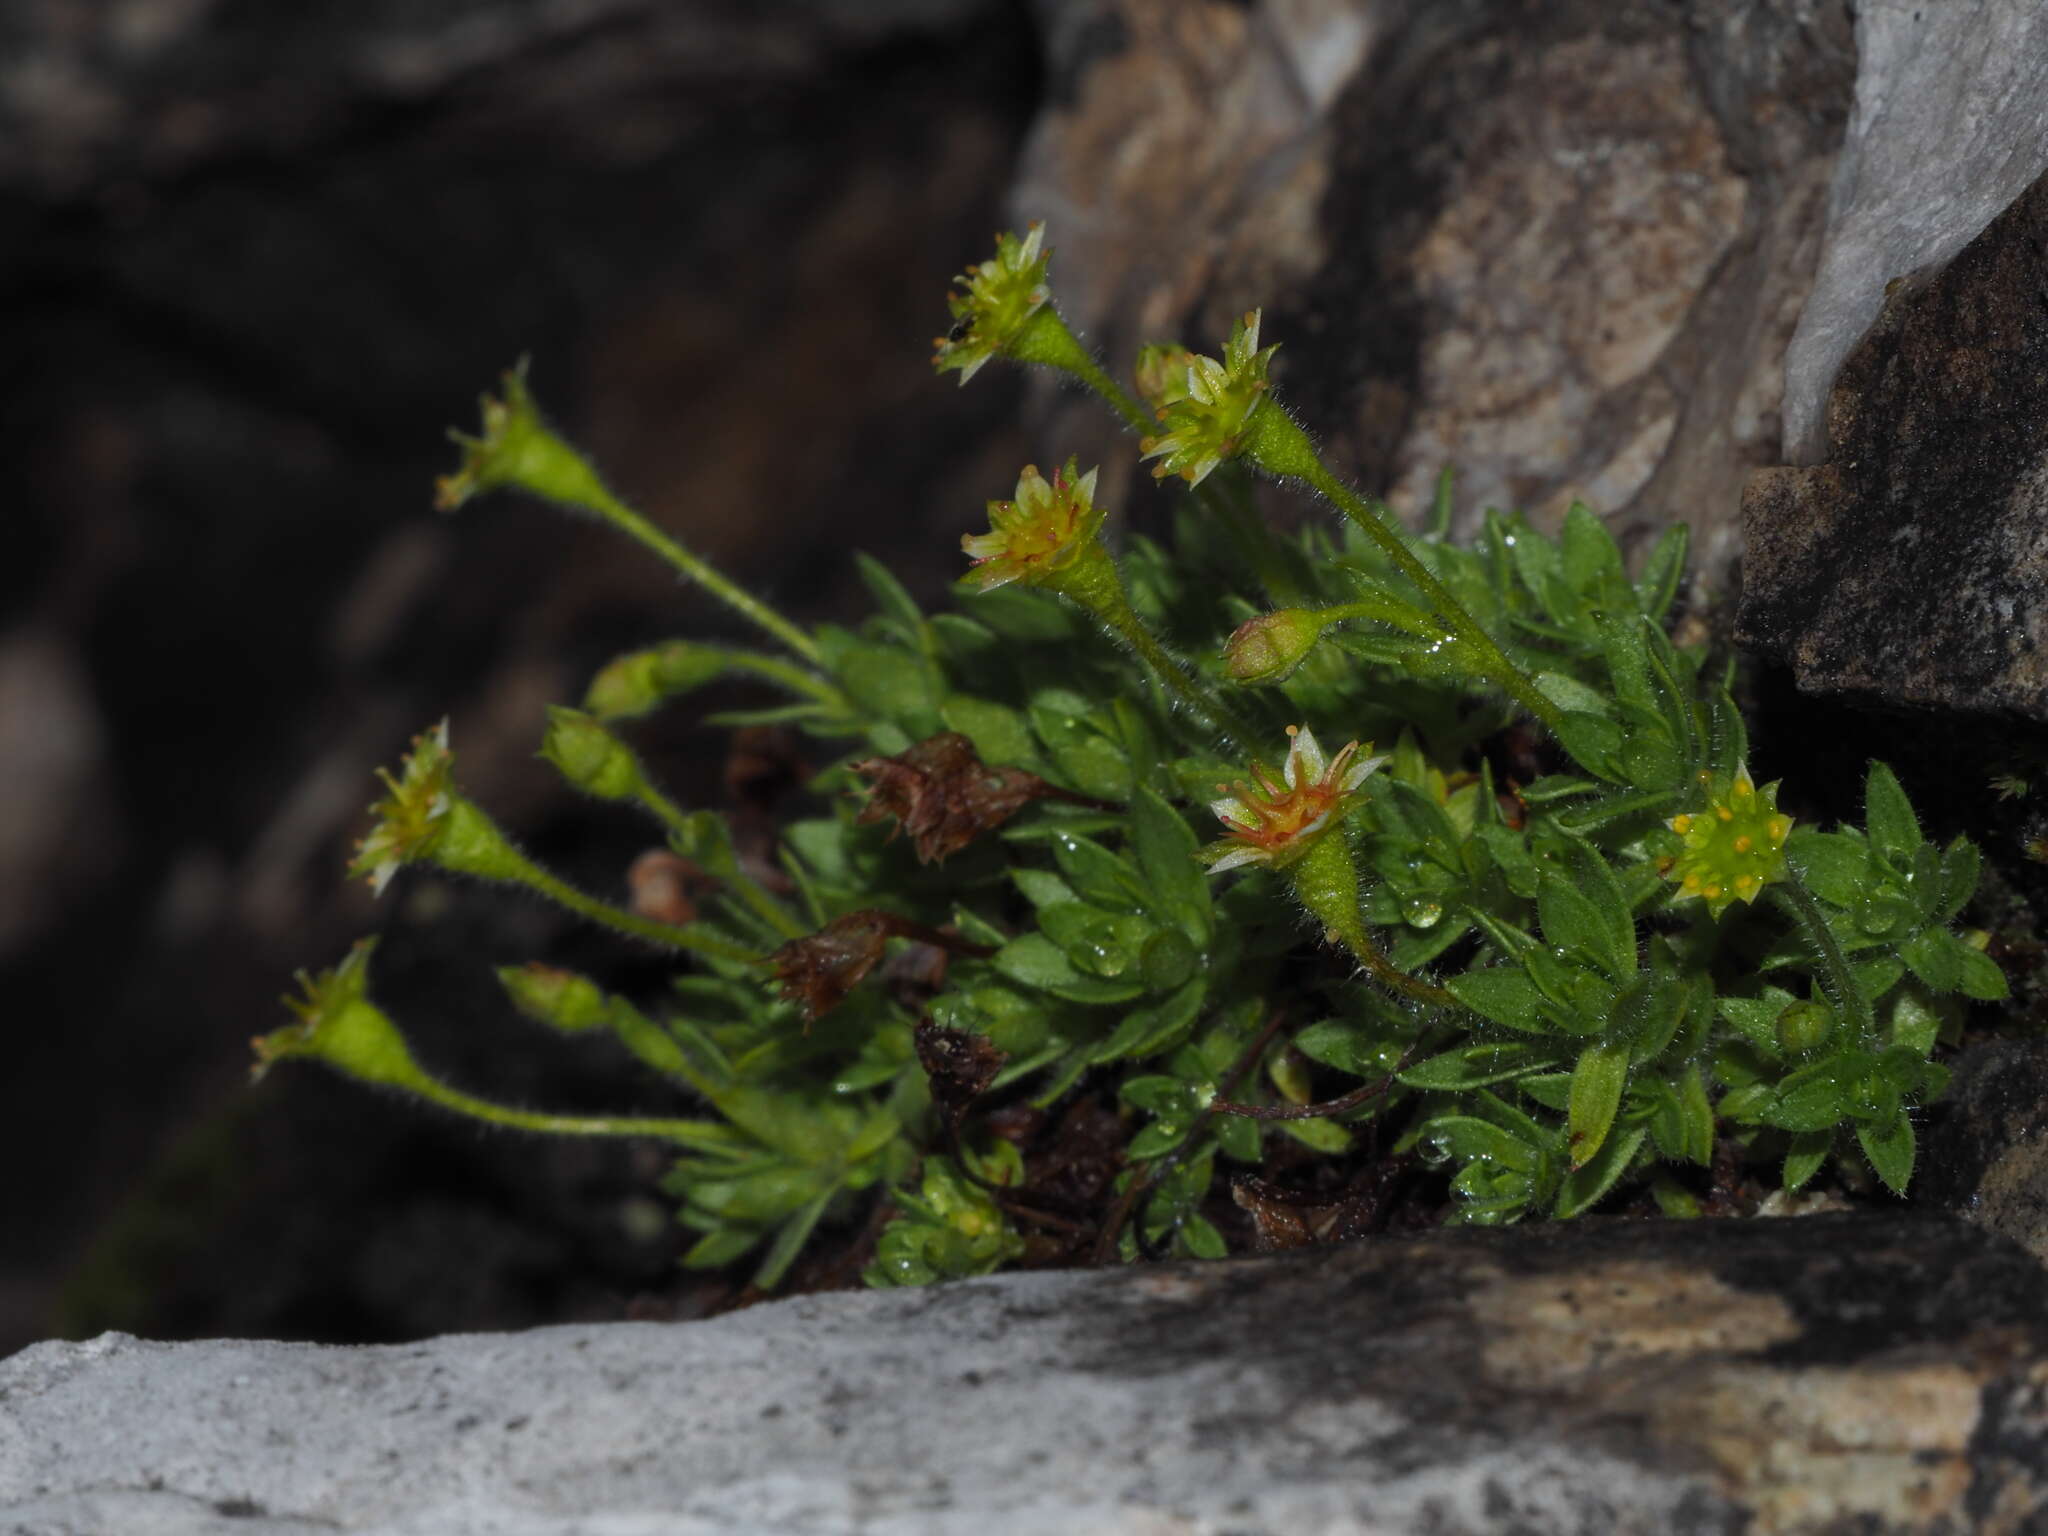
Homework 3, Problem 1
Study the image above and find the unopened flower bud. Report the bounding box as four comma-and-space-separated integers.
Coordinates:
1775, 1000, 1835, 1056
498, 962, 611, 1033
584, 641, 728, 721
540, 706, 644, 801
1224, 608, 1325, 684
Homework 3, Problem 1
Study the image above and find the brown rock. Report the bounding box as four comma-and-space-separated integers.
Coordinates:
1016, 0, 1854, 583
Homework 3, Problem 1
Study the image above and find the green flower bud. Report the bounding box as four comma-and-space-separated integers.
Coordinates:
539, 706, 644, 801
254, 939, 432, 1091
1224, 608, 1325, 684
498, 962, 611, 1033
1133, 341, 1196, 410
434, 360, 609, 513
1775, 1000, 1835, 1056
584, 641, 728, 721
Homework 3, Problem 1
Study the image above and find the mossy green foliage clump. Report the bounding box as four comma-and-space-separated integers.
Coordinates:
259, 227, 2008, 1291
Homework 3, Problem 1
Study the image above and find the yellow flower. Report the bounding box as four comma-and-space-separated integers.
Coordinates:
1202, 725, 1385, 874
961, 458, 1106, 591
1140, 310, 1279, 487
1661, 767, 1792, 917
932, 225, 1054, 385
349, 721, 456, 896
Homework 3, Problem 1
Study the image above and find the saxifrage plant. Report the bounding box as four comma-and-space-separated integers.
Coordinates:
255, 224, 2007, 1290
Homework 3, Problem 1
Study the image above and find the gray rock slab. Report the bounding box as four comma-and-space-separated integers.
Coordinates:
1780, 0, 2048, 466
8, 1215, 2048, 1535
1737, 168, 2048, 719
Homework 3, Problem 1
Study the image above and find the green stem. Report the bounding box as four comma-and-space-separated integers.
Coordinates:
1290, 833, 1459, 1011
634, 783, 808, 940
720, 649, 846, 708
504, 847, 764, 965
413, 1075, 729, 1147
1772, 868, 1874, 1040
1195, 469, 1308, 608
1242, 405, 1563, 736
582, 484, 825, 667
1314, 594, 1451, 640
1050, 541, 1264, 748
1008, 309, 1154, 435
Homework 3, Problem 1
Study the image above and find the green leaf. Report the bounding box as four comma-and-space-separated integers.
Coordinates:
1717, 992, 1794, 1057
1555, 1126, 1646, 1218
1786, 830, 1870, 907
1560, 502, 1627, 595
754, 1190, 834, 1289
1857, 1113, 1916, 1194
837, 643, 938, 731
1140, 927, 1200, 993
1129, 786, 1212, 943
1567, 1041, 1629, 1168
1517, 1072, 1573, 1112
943, 695, 1039, 768
1534, 673, 1614, 717
1011, 868, 1078, 910
1957, 943, 2009, 1001
1765, 1052, 1865, 1133
1089, 978, 1207, 1064
1553, 711, 1625, 781
1292, 1020, 1401, 1078
1863, 762, 1922, 862
682, 1227, 760, 1270
1782, 1129, 1831, 1192
1538, 868, 1630, 982
1672, 1064, 1714, 1165
1399, 1040, 1564, 1090
854, 551, 925, 630
667, 808, 740, 881
1038, 903, 1155, 980
1422, 1114, 1542, 1175
1119, 1074, 1194, 1117
1633, 521, 1688, 622
1934, 838, 1981, 924
1049, 832, 1148, 912
990, 932, 1145, 1005
1446, 967, 1548, 1033
1901, 928, 1972, 994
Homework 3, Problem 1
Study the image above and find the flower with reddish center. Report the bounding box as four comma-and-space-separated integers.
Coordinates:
1202, 725, 1385, 875
961, 458, 1106, 592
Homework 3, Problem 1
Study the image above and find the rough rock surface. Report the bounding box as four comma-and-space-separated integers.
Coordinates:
1737, 170, 2048, 720
7, 1215, 2048, 1535
1779, 0, 2048, 467
1015, 0, 1855, 580
1921, 1037, 2048, 1269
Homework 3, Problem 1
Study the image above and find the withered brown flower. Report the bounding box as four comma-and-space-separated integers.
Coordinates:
769, 908, 994, 1023
852, 731, 1106, 864
914, 1019, 1007, 1131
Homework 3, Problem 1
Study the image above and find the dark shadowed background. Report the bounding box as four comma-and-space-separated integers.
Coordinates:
1, 0, 1045, 1355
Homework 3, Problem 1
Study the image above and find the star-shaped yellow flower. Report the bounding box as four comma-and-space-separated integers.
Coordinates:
1202, 725, 1385, 874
